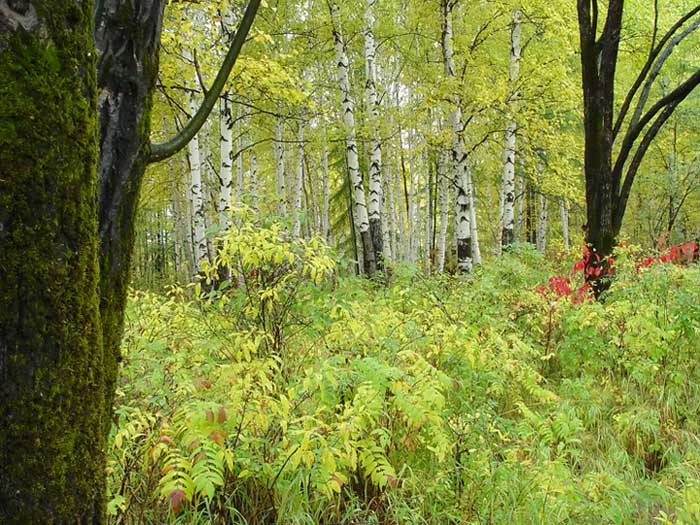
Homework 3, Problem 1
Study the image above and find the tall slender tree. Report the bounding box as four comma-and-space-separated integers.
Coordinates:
500, 8, 522, 250
329, 1, 377, 275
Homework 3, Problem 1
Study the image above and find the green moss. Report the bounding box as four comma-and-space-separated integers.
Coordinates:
0, 2, 107, 522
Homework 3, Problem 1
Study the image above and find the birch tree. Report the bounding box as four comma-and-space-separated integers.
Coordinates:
329, 2, 377, 275
187, 72, 208, 272
364, 0, 385, 270
275, 116, 288, 216
293, 118, 304, 237
560, 199, 570, 250
219, 96, 234, 221
441, 0, 472, 273
436, 150, 450, 272
500, 8, 522, 250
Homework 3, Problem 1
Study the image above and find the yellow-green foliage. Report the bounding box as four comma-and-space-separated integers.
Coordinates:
108, 233, 700, 524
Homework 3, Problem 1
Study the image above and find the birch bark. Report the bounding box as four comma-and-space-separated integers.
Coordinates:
500, 8, 522, 249
187, 73, 208, 273
293, 119, 304, 237
436, 150, 450, 272
275, 115, 288, 216
441, 0, 472, 273
560, 199, 570, 250
364, 0, 385, 270
330, 2, 376, 275
219, 96, 233, 220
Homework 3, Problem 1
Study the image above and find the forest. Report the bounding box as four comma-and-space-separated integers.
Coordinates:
1, 0, 700, 523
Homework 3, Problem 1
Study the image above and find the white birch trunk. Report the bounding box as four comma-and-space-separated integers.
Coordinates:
515, 166, 525, 242
560, 198, 570, 250
469, 172, 482, 265
293, 119, 304, 238
382, 154, 393, 263
395, 144, 408, 262
407, 132, 416, 264
442, 0, 472, 273
219, 96, 233, 222
500, 8, 522, 250
249, 152, 258, 217
321, 132, 330, 241
536, 156, 547, 252
424, 158, 433, 274
537, 192, 547, 253
436, 149, 449, 273
330, 3, 376, 275
189, 102, 207, 272
236, 108, 245, 207
364, 0, 384, 269
275, 116, 288, 216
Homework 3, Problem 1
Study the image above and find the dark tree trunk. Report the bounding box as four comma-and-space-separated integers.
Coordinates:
578, 0, 623, 296
0, 0, 258, 521
577, 0, 700, 296
0, 1, 106, 521
94, 0, 165, 434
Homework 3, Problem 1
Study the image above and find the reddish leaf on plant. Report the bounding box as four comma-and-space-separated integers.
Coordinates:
168, 489, 186, 514
209, 429, 226, 445
156, 435, 175, 446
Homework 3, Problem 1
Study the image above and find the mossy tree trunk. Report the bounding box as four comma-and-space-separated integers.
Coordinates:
94, 0, 165, 439
0, 1, 106, 521
0, 0, 258, 520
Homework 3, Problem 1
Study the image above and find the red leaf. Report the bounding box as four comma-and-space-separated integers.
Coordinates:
205, 408, 214, 422
157, 435, 175, 446
208, 429, 226, 446
386, 474, 398, 489
168, 489, 186, 514
218, 406, 227, 424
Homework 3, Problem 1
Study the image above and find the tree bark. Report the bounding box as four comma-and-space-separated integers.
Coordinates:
219, 95, 234, 220
436, 150, 450, 272
577, 1, 700, 294
275, 115, 288, 216
0, 1, 106, 520
500, 8, 521, 250
293, 119, 304, 237
188, 81, 208, 273
364, 0, 385, 271
329, 2, 376, 276
441, 0, 472, 273
560, 199, 570, 250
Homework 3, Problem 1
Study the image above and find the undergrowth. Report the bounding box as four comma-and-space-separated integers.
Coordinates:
108, 223, 700, 524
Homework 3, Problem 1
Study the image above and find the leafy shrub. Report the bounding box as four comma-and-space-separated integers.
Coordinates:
108, 234, 700, 524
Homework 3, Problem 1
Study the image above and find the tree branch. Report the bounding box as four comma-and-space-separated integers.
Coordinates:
614, 101, 680, 228
612, 70, 700, 192
628, 14, 700, 130
612, 5, 700, 138
148, 0, 261, 164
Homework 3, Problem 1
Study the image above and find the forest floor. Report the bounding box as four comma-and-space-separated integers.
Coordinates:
108, 239, 700, 524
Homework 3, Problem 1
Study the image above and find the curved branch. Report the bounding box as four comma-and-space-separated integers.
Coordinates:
612, 70, 700, 190
614, 101, 679, 228
612, 5, 700, 138
628, 14, 700, 129
148, 0, 261, 164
